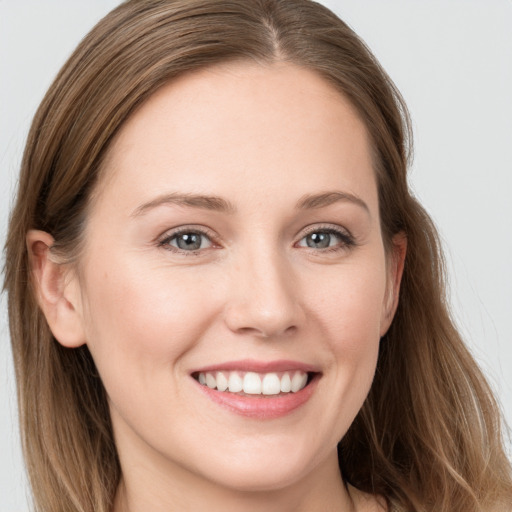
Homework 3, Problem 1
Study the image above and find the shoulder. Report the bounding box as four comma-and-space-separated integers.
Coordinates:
347, 484, 388, 512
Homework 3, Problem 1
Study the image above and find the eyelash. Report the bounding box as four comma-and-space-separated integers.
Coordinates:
157, 226, 219, 256
296, 225, 356, 253
157, 224, 356, 255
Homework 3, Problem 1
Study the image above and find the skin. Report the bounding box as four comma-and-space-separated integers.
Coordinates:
28, 62, 405, 511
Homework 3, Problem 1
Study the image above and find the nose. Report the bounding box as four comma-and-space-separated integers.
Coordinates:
223, 250, 302, 339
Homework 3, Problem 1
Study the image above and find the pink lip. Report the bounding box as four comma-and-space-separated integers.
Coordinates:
191, 360, 321, 420
191, 359, 320, 374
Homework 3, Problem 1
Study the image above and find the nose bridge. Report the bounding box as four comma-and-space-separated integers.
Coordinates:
225, 242, 300, 338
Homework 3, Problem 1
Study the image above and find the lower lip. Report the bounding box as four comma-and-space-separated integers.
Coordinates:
194, 375, 320, 419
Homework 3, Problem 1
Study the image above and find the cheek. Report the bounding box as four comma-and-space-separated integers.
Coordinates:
328, 279, 384, 379
284, 259, 387, 451
79, 258, 220, 385
306, 260, 388, 348
303, 256, 387, 396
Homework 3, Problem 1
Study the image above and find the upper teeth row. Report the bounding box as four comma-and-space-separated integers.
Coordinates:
197, 371, 308, 395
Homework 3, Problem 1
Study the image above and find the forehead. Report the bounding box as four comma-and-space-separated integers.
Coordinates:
97, 61, 376, 214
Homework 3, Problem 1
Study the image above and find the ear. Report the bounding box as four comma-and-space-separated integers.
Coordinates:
380, 231, 407, 337
26, 230, 86, 348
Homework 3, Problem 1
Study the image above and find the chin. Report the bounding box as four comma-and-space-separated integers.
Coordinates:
186, 439, 331, 494
203, 464, 310, 494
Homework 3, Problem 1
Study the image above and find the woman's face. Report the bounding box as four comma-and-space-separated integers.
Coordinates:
71, 63, 401, 493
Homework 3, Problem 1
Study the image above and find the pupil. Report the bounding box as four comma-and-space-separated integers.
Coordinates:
307, 232, 330, 248
177, 233, 201, 250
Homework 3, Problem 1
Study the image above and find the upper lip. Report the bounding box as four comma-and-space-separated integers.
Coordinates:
191, 359, 321, 374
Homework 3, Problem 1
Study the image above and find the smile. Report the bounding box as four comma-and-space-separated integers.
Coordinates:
191, 360, 320, 419
195, 370, 309, 396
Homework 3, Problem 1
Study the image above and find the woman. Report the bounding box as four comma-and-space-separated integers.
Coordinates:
4, 0, 512, 510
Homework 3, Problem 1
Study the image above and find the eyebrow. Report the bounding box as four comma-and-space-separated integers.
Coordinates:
295, 191, 370, 215
131, 192, 236, 217
131, 190, 370, 217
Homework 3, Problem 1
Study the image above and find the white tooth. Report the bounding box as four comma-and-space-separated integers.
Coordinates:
228, 372, 243, 393
216, 372, 228, 392
243, 372, 262, 394
280, 372, 292, 393
262, 373, 281, 395
291, 371, 307, 392
198, 373, 206, 385
206, 373, 217, 389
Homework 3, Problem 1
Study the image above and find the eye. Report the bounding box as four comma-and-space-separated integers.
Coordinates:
159, 229, 213, 252
302, 232, 335, 249
296, 227, 355, 251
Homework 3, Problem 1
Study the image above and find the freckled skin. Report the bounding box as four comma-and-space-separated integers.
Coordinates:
68, 63, 399, 511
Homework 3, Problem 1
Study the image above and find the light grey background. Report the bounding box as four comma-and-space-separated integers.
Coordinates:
1, 1, 511, 509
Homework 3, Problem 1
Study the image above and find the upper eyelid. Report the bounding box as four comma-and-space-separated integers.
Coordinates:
297, 223, 353, 238
157, 225, 218, 242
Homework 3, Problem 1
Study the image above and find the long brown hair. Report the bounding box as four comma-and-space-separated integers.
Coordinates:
4, 1, 512, 510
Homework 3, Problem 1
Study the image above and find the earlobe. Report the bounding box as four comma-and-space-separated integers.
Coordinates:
380, 231, 407, 336
26, 230, 86, 348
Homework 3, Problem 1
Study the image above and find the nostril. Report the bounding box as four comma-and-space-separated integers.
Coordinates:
235, 324, 297, 338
